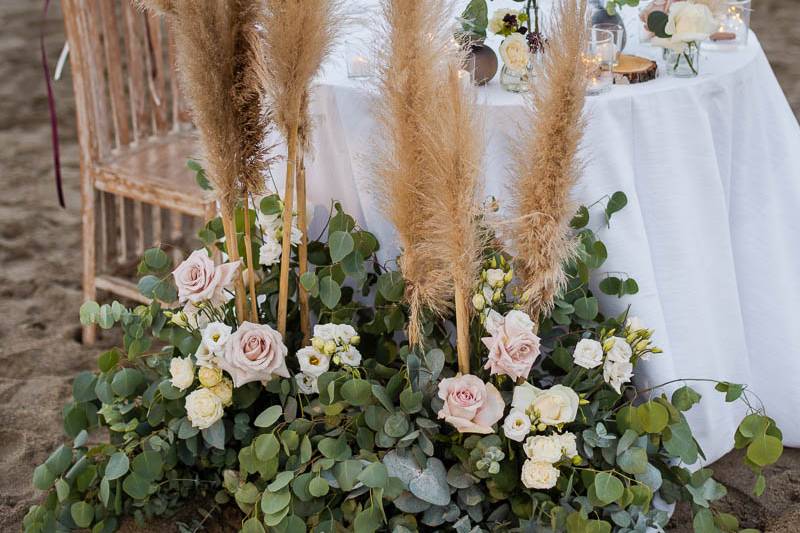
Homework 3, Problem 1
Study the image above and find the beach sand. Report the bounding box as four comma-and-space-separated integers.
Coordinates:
1, 1, 798, 531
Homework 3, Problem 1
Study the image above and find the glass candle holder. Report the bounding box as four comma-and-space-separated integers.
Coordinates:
593, 22, 625, 63
345, 40, 373, 79
707, 0, 751, 50
585, 29, 614, 96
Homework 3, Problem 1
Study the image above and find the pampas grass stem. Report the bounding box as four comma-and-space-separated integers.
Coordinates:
296, 160, 311, 344
277, 125, 298, 337
242, 196, 259, 322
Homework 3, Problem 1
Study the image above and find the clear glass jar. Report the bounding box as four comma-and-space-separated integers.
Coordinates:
499, 63, 529, 93
663, 42, 701, 78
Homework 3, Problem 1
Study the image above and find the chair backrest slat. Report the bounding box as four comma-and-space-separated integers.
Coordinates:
99, 0, 131, 148
122, 0, 152, 143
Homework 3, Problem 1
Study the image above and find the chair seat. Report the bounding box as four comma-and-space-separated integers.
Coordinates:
94, 132, 215, 217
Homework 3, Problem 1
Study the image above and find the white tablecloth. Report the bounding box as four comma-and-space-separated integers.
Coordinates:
269, 3, 800, 463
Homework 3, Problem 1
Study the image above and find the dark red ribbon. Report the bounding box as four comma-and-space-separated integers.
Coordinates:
41, 0, 65, 208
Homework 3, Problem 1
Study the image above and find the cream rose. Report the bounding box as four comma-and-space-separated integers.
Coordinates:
652, 1, 716, 51
437, 374, 505, 434
557, 432, 578, 459
603, 359, 634, 394
513, 383, 579, 426
210, 378, 233, 406
185, 388, 224, 429
169, 357, 194, 391
172, 250, 240, 305
297, 347, 330, 377
500, 33, 530, 74
606, 337, 632, 363
521, 459, 560, 489
573, 339, 604, 369
198, 366, 223, 388
523, 435, 563, 463
482, 310, 541, 381
218, 322, 290, 387
503, 410, 532, 442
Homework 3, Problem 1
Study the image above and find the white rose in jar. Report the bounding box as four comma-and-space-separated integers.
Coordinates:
499, 33, 530, 74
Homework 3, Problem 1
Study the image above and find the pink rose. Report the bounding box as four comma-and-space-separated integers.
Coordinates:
481, 310, 541, 380
437, 374, 505, 434
172, 250, 240, 305
218, 322, 290, 387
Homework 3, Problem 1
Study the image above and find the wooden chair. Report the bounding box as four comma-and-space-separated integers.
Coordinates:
62, 0, 215, 344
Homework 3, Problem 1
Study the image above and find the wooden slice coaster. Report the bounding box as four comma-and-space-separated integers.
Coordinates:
613, 54, 658, 85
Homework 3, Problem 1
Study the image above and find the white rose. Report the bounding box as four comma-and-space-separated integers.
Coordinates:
513, 383, 580, 426
258, 237, 282, 267
169, 357, 194, 390
626, 316, 646, 333
486, 269, 506, 289
606, 337, 632, 363
194, 341, 216, 368
339, 346, 362, 367
185, 388, 224, 429
295, 373, 319, 394
313, 323, 338, 342
573, 339, 604, 369
604, 360, 634, 394
523, 435, 563, 463
521, 459, 560, 490
202, 322, 232, 354
334, 324, 357, 343
499, 33, 530, 74
297, 347, 330, 377
665, 2, 716, 42
504, 310, 535, 332
557, 432, 578, 459
503, 410, 532, 442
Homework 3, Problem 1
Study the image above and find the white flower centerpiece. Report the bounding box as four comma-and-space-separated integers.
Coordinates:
489, 5, 544, 92
646, 0, 717, 77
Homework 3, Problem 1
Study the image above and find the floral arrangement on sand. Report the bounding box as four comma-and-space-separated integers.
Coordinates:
24, 1, 783, 532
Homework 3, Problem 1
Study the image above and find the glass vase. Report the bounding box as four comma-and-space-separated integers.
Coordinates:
663, 43, 701, 78
500, 64, 529, 93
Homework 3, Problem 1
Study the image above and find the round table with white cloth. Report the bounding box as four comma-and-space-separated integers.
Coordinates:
267, 1, 800, 463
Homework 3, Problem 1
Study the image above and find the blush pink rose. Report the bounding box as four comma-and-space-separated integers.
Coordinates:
172, 250, 240, 305
437, 374, 505, 434
218, 321, 290, 387
481, 310, 541, 380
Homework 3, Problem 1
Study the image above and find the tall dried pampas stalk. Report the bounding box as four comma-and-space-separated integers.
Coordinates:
507, 0, 589, 322
256, 0, 345, 339
142, 0, 273, 323
376, 0, 485, 370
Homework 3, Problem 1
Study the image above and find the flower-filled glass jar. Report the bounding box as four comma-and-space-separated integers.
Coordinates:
663, 42, 701, 77
499, 33, 531, 92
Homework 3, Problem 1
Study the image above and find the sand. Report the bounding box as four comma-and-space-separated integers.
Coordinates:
1, 1, 798, 531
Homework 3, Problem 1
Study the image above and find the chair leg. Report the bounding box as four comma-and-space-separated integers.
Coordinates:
82, 184, 97, 345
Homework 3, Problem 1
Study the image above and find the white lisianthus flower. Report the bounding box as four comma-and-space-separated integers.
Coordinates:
257, 212, 302, 246
502, 410, 532, 442
202, 322, 232, 354
603, 359, 634, 394
499, 33, 530, 74
521, 459, 560, 489
339, 346, 362, 367
169, 357, 194, 390
486, 268, 506, 289
572, 339, 604, 369
606, 337, 633, 363
557, 432, 579, 459
258, 237, 282, 267
297, 347, 330, 377
523, 435, 563, 463
334, 324, 357, 343
626, 316, 647, 333
185, 388, 224, 429
482, 285, 494, 304
513, 383, 580, 426
194, 341, 216, 368
313, 323, 338, 342
295, 373, 319, 394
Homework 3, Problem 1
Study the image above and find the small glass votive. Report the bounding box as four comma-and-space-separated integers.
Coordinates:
593, 22, 624, 63
707, 0, 751, 50
585, 29, 614, 96
345, 40, 373, 79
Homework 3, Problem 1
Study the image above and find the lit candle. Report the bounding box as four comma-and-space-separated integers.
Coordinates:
348, 55, 370, 78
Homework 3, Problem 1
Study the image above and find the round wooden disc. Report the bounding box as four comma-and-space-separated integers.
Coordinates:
613, 54, 658, 84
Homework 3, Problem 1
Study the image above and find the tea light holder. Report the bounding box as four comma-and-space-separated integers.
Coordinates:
592, 22, 624, 65
707, 0, 751, 50
345, 40, 373, 79
585, 28, 614, 96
